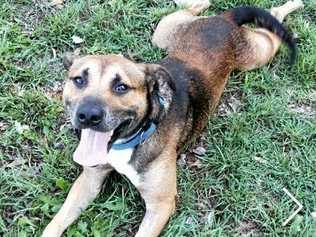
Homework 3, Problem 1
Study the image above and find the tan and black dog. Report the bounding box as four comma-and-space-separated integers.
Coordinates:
42, 0, 303, 236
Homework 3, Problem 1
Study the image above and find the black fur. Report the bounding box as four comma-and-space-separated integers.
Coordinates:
144, 65, 176, 123
230, 6, 297, 64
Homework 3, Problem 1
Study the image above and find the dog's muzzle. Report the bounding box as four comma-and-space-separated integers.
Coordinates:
76, 103, 104, 127
75, 97, 105, 129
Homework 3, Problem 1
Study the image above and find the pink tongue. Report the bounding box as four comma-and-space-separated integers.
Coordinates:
73, 129, 112, 167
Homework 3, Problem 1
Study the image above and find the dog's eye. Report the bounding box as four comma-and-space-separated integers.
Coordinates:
113, 83, 129, 94
72, 76, 87, 88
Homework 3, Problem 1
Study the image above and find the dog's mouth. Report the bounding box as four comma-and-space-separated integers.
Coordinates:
73, 129, 114, 167
72, 119, 135, 167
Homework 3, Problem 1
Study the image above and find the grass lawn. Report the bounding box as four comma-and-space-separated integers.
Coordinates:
0, 0, 315, 236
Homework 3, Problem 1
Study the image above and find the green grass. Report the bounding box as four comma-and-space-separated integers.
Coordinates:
0, 0, 315, 236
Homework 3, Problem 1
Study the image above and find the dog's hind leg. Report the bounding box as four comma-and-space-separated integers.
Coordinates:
270, 0, 303, 22
152, 0, 210, 51
174, 0, 211, 15
42, 166, 112, 237
236, 0, 303, 70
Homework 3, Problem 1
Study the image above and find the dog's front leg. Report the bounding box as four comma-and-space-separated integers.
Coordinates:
135, 152, 177, 237
42, 166, 112, 237
135, 197, 176, 237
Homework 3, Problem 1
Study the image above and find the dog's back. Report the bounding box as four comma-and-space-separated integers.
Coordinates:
157, 6, 297, 145
42, 2, 303, 237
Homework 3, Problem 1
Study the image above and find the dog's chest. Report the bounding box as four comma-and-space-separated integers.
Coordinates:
106, 148, 141, 186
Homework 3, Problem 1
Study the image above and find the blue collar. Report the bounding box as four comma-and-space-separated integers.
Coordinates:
111, 96, 164, 150
111, 122, 157, 150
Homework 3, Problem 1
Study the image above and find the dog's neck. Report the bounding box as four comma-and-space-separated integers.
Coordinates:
111, 121, 156, 150
111, 94, 167, 150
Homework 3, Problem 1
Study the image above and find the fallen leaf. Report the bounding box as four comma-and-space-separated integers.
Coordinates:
218, 94, 242, 116
253, 156, 268, 164
228, 96, 242, 113
44, 80, 63, 98
72, 35, 84, 44
189, 159, 202, 169
185, 153, 203, 169
0, 121, 9, 131
192, 146, 206, 156
51, 0, 64, 7
5, 159, 27, 168
203, 210, 214, 225
177, 153, 186, 167
52, 48, 57, 59
74, 48, 81, 56
14, 121, 30, 134
185, 216, 194, 225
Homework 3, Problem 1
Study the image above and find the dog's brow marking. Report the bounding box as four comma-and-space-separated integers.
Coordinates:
107, 147, 141, 186
83, 68, 89, 76
112, 74, 122, 85
101, 64, 129, 86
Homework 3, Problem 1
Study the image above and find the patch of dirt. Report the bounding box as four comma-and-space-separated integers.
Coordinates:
178, 152, 203, 169
43, 80, 63, 98
309, 90, 316, 99
10, 1, 67, 81
288, 90, 316, 118
2, 205, 16, 226
117, 224, 139, 237
195, 189, 215, 225
177, 133, 208, 170
177, 135, 216, 226
236, 220, 263, 237
43, 49, 82, 99
288, 102, 316, 117
13, 1, 57, 36
1, 142, 44, 177
181, 189, 215, 228
217, 94, 243, 117
0, 120, 9, 131
304, 9, 316, 23
0, 120, 45, 168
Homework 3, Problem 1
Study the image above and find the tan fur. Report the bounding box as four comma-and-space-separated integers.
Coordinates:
134, 127, 181, 237
152, 10, 197, 50
63, 55, 148, 124
152, 0, 211, 50
236, 28, 282, 70
135, 151, 177, 237
42, 1, 303, 237
237, 0, 303, 70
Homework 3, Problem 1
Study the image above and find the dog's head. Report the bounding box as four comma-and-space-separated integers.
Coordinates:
63, 54, 175, 144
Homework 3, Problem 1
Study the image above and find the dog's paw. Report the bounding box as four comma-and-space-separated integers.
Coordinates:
173, 0, 210, 12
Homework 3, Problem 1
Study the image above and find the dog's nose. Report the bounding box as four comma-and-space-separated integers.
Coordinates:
76, 104, 104, 127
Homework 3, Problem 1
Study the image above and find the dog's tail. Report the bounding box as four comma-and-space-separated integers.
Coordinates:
228, 6, 297, 64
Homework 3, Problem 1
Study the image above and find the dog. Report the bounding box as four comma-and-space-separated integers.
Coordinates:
42, 0, 303, 236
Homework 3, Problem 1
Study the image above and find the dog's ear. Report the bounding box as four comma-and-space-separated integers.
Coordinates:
62, 52, 79, 70
139, 64, 176, 122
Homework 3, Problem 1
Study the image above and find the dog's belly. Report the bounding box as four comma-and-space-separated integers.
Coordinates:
106, 148, 141, 186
